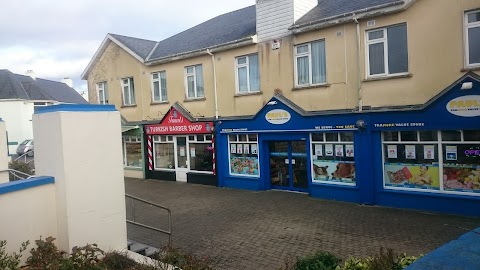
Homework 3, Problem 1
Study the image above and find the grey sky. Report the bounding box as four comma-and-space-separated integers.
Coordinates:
0, 0, 255, 94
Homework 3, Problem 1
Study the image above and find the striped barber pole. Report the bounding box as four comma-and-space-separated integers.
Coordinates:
212, 133, 216, 175
147, 135, 153, 170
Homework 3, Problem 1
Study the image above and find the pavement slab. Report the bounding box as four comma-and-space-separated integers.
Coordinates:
125, 178, 480, 270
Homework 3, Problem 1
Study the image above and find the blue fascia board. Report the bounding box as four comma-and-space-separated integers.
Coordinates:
0, 176, 55, 195
35, 104, 117, 114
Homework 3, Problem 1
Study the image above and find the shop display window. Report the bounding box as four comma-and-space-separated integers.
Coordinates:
188, 135, 213, 172
382, 130, 480, 195
123, 136, 142, 168
229, 134, 259, 176
311, 132, 355, 185
153, 135, 175, 169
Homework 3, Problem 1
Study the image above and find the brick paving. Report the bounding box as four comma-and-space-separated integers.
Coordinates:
125, 178, 480, 270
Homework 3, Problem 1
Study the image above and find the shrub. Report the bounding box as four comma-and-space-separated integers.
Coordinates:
0, 240, 29, 270
26, 236, 66, 269
156, 246, 215, 270
294, 251, 341, 270
8, 160, 34, 180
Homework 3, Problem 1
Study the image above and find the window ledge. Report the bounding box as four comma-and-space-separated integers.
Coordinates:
184, 97, 206, 102
292, 83, 330, 91
124, 167, 143, 171
121, 105, 137, 108
234, 91, 263, 97
150, 101, 169, 105
461, 66, 480, 72
363, 73, 412, 82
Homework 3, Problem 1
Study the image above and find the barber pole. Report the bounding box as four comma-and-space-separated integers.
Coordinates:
147, 135, 153, 170
212, 133, 216, 175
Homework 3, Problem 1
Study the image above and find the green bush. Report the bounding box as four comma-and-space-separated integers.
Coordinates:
340, 248, 423, 270
294, 251, 341, 270
0, 240, 29, 270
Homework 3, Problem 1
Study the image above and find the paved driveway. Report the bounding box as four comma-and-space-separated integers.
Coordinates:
125, 178, 480, 270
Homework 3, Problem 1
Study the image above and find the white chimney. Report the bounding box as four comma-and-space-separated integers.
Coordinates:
61, 77, 74, 88
25, 70, 36, 80
256, 0, 317, 42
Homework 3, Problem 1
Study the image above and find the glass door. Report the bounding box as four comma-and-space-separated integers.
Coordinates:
175, 136, 188, 182
269, 141, 308, 191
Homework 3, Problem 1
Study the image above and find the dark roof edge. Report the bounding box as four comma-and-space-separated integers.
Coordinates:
145, 36, 256, 65
289, 0, 414, 33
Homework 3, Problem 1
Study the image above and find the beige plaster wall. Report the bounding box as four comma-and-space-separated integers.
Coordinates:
87, 0, 480, 120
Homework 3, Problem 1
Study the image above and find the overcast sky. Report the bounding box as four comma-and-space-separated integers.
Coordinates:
0, 0, 255, 95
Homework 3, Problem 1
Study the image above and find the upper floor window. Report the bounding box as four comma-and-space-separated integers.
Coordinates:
151, 71, 167, 102
294, 40, 326, 87
366, 23, 408, 77
185, 64, 204, 99
121, 77, 135, 106
96, 82, 108, 104
236, 54, 260, 93
465, 9, 480, 67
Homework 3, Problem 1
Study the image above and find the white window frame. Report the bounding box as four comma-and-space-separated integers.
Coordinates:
153, 135, 175, 171
121, 77, 135, 106
465, 9, 480, 68
96, 82, 108, 104
151, 71, 167, 102
184, 65, 203, 99
123, 136, 142, 168
294, 40, 326, 87
365, 24, 409, 78
228, 134, 260, 177
381, 130, 480, 197
235, 54, 260, 94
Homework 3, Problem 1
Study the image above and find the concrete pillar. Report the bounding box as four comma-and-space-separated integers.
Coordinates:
33, 104, 127, 252
0, 119, 9, 183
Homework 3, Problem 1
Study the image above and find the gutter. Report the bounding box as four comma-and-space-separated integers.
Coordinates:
206, 49, 219, 120
145, 36, 256, 65
289, 1, 414, 34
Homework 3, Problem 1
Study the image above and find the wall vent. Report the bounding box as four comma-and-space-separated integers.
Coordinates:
367, 20, 375, 27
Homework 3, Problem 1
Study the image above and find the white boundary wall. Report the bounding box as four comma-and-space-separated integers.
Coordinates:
33, 105, 127, 252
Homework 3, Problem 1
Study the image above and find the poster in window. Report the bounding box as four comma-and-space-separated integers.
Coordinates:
445, 146, 457, 161
251, 144, 258, 154
345, 145, 354, 157
325, 144, 334, 156
423, 145, 435, 160
405, 145, 416, 159
190, 147, 196, 157
314, 144, 323, 156
387, 145, 398, 159
243, 144, 250, 154
335, 145, 344, 157
230, 144, 236, 154
384, 163, 440, 190
237, 144, 243, 154
179, 146, 186, 157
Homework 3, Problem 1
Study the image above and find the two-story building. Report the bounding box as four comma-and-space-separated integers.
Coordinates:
82, 0, 480, 216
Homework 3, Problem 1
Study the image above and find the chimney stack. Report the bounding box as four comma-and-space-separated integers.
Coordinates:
25, 70, 36, 80
61, 77, 74, 88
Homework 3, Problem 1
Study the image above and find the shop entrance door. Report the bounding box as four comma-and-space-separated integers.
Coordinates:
175, 136, 188, 182
269, 141, 308, 191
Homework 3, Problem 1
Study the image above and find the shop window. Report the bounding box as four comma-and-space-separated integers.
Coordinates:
123, 136, 142, 168
153, 135, 175, 169
187, 135, 213, 172
382, 130, 480, 195
383, 131, 399, 141
311, 132, 355, 185
229, 134, 259, 176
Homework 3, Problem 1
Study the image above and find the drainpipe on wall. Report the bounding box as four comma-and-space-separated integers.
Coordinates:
207, 49, 219, 119
353, 14, 363, 112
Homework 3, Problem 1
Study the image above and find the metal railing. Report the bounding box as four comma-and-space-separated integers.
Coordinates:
14, 151, 35, 164
125, 194, 172, 247
0, 169, 33, 181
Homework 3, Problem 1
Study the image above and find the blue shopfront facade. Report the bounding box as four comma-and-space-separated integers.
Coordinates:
216, 73, 480, 216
